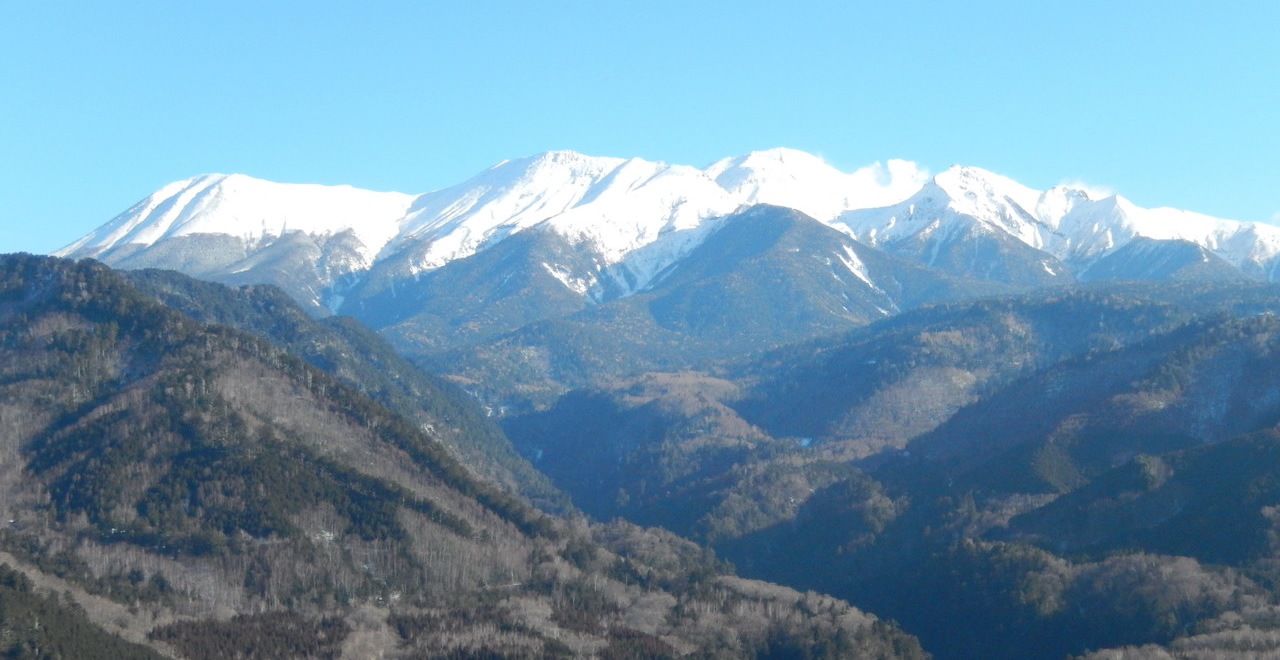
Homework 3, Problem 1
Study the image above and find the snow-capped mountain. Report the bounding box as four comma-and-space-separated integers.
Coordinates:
57, 149, 930, 311
1052, 195, 1280, 277
61, 173, 417, 267
836, 166, 1074, 286
57, 148, 1280, 316
703, 148, 928, 221
53, 149, 1280, 412
838, 164, 1280, 284
368, 149, 933, 300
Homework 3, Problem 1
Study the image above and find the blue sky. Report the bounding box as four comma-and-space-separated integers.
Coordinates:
3, 1, 1277, 254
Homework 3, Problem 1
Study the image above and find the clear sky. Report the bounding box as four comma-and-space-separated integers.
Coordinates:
3, 1, 1278, 254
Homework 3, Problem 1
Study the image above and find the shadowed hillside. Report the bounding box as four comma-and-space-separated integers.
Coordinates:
0, 254, 927, 659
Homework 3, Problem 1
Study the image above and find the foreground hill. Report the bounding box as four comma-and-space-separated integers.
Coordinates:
119, 267, 566, 511
0, 254, 925, 659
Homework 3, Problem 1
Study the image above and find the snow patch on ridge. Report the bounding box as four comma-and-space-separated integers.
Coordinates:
705, 149, 929, 222
542, 262, 594, 295
838, 245, 877, 289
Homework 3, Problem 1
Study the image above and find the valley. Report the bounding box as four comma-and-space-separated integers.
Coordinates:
11, 148, 1280, 658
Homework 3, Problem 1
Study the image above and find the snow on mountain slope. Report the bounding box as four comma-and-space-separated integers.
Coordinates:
57, 173, 416, 265
57, 149, 1280, 308
838, 164, 1280, 278
379, 151, 743, 288
57, 150, 931, 302
704, 148, 929, 222
356, 149, 931, 297
1053, 196, 1280, 273
384, 151, 629, 271
838, 165, 1053, 252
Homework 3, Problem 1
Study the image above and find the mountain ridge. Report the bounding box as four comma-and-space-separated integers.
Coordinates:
0, 253, 930, 659
58, 149, 1280, 318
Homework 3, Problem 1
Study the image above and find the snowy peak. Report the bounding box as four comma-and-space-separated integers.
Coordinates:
389, 151, 632, 268
705, 148, 839, 196
56, 174, 225, 257
837, 165, 1061, 252
377, 148, 932, 293
840, 160, 1280, 283
56, 173, 416, 264
704, 148, 929, 221
56, 148, 1280, 317
1055, 195, 1280, 272
1034, 186, 1093, 230
912, 165, 1054, 247
930, 165, 1043, 220
384, 151, 738, 280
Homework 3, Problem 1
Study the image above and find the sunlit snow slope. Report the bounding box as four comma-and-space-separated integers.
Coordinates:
57, 149, 1280, 309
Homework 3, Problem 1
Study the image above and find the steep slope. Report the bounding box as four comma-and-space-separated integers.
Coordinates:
503, 279, 1280, 660
57, 173, 416, 313
717, 287, 1280, 660
839, 166, 1074, 286
1079, 236, 1250, 282
500, 285, 1203, 544
0, 254, 928, 659
438, 205, 1000, 412
841, 165, 1280, 281
351, 227, 602, 353
120, 267, 566, 511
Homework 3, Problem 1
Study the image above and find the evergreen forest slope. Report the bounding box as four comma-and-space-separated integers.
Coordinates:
0, 254, 925, 659
48, 149, 1280, 659
504, 280, 1280, 659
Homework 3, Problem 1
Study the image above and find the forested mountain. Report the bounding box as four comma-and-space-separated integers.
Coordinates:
431, 205, 1005, 412
0, 254, 926, 659
502, 280, 1280, 659
43, 147, 1280, 659
501, 285, 1215, 540
119, 267, 565, 511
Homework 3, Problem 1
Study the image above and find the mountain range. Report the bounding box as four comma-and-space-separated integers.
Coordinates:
57, 148, 1280, 416
57, 148, 1280, 316
0, 254, 927, 659
36, 148, 1280, 659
